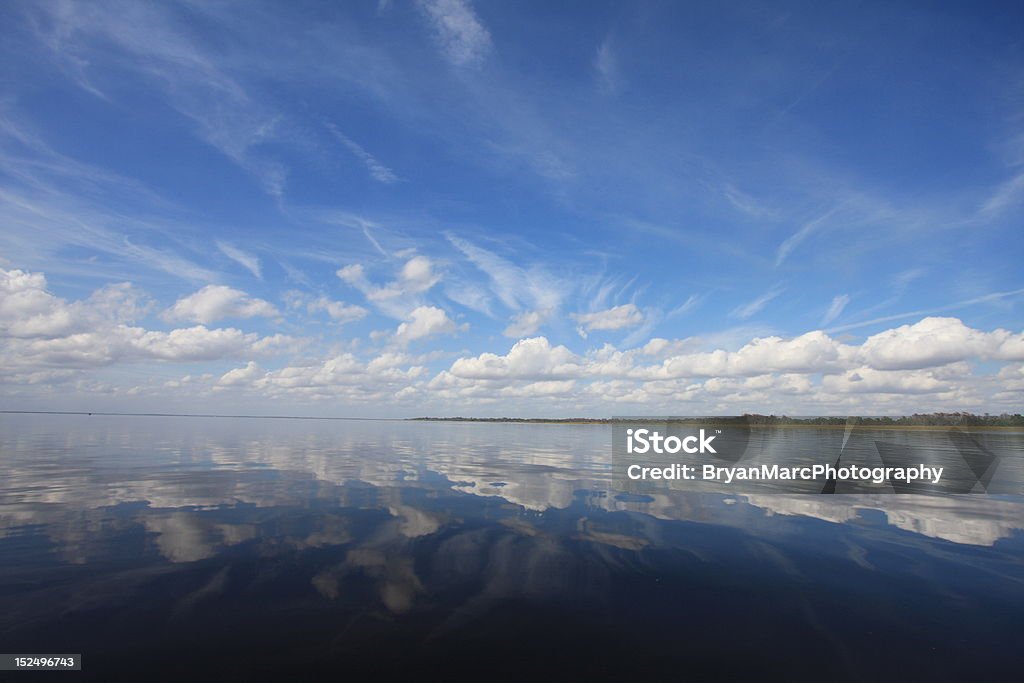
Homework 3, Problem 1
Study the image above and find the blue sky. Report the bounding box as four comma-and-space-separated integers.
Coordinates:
1, 0, 1023, 416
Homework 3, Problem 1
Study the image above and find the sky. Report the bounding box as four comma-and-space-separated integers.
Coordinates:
1, 0, 1023, 417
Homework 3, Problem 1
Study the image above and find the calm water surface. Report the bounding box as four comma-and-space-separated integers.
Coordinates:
0, 414, 1022, 681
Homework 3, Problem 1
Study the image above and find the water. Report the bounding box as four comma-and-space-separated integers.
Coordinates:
0, 414, 1022, 681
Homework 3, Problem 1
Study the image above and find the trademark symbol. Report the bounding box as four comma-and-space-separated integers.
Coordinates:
716, 430, 722, 434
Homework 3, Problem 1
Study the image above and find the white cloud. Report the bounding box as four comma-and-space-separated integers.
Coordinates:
135, 326, 291, 362
417, 0, 492, 67
307, 296, 367, 324
826, 287, 1024, 333
640, 338, 671, 356
593, 38, 621, 94
858, 317, 1024, 370
216, 241, 262, 279
445, 281, 494, 316
0, 266, 292, 373
326, 123, 398, 184
336, 264, 365, 285
215, 352, 428, 402
423, 316, 1024, 411
730, 286, 784, 320
448, 337, 581, 380
821, 365, 962, 395
647, 330, 852, 379
0, 267, 148, 339
394, 305, 461, 345
6, 323, 292, 368
722, 184, 769, 218
33, 1, 288, 197
120, 240, 219, 283
821, 294, 850, 326
572, 304, 643, 337
775, 210, 836, 266
5, 264, 1024, 413
669, 294, 702, 318
1, 267, 78, 338
370, 256, 440, 300
503, 310, 547, 338
448, 234, 566, 315
164, 285, 278, 324
980, 171, 1024, 216
218, 361, 264, 387
337, 256, 442, 318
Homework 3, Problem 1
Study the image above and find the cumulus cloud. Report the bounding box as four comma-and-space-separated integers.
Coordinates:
421, 316, 1024, 412
217, 360, 263, 386
448, 337, 580, 380
306, 296, 367, 324
821, 365, 967, 395
337, 256, 442, 318
5, 264, 1024, 413
215, 353, 427, 402
371, 256, 440, 300
336, 263, 365, 286
0, 268, 147, 339
135, 326, 291, 362
572, 303, 643, 337
1, 267, 82, 338
648, 330, 854, 379
7, 323, 292, 368
164, 285, 278, 324
394, 306, 462, 345
0, 266, 293, 373
858, 317, 1024, 370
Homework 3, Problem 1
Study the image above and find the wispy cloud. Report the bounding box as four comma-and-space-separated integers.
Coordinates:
216, 241, 262, 279
821, 294, 850, 326
122, 240, 219, 284
503, 310, 548, 338
826, 288, 1024, 333
417, 0, 492, 68
731, 285, 784, 320
775, 208, 838, 267
979, 171, 1024, 216
447, 233, 565, 314
32, 1, 288, 198
593, 38, 621, 94
0, 184, 218, 283
669, 294, 703, 318
318, 212, 392, 258
721, 184, 770, 218
337, 256, 442, 319
326, 123, 399, 184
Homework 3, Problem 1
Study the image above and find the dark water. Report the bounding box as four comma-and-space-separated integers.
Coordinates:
0, 415, 1022, 681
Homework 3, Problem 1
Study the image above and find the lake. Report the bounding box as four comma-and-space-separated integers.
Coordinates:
1, 414, 1022, 681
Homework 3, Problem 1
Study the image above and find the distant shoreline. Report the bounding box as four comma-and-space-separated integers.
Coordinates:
3, 410, 1021, 429
411, 413, 1024, 429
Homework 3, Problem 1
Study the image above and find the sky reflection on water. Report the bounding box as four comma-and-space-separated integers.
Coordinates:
0, 415, 1022, 681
